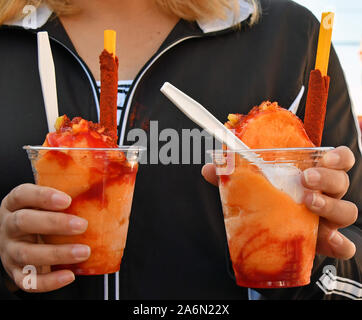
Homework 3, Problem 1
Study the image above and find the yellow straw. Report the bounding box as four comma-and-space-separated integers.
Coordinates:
315, 12, 335, 77
104, 29, 116, 58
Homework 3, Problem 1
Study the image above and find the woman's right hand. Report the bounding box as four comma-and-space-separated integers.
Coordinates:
0, 184, 90, 293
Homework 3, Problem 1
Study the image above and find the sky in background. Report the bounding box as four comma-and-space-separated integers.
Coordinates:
293, 0, 362, 115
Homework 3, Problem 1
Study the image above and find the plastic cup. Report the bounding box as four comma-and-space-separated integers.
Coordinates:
209, 147, 333, 288
24, 146, 144, 275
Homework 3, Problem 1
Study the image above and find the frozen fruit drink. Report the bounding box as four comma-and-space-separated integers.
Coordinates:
212, 147, 332, 288
24, 145, 142, 275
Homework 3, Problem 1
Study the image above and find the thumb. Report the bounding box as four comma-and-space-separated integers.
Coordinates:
201, 163, 218, 186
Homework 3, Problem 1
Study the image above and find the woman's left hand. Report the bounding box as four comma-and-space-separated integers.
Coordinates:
201, 146, 358, 260
301, 146, 357, 260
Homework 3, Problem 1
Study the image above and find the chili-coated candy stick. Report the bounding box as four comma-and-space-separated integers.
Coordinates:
99, 30, 119, 143
304, 12, 334, 146
304, 70, 330, 147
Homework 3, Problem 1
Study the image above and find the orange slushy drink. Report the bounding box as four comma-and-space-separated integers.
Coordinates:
213, 102, 332, 288
24, 115, 143, 275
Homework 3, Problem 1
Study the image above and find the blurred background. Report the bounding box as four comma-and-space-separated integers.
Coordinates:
293, 0, 362, 119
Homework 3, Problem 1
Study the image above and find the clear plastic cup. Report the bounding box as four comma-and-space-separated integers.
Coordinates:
209, 147, 333, 288
24, 146, 144, 275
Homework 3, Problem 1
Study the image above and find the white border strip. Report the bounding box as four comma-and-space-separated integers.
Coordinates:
115, 271, 120, 300
317, 270, 362, 300
103, 274, 109, 300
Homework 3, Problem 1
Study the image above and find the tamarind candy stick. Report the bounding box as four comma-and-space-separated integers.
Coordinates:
304, 70, 330, 147
99, 30, 119, 143
304, 12, 334, 146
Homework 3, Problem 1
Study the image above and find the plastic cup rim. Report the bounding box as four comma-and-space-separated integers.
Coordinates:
23, 145, 146, 152
207, 146, 334, 154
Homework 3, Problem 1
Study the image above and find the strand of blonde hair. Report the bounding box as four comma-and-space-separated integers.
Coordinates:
0, 0, 260, 26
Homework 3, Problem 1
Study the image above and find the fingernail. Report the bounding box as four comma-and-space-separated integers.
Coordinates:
57, 272, 75, 285
71, 245, 91, 260
69, 217, 88, 232
311, 193, 326, 208
304, 169, 321, 186
324, 152, 340, 166
329, 231, 343, 247
51, 192, 71, 208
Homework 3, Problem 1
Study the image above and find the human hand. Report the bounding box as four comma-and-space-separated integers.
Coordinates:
0, 184, 90, 293
301, 146, 357, 259
201, 146, 358, 260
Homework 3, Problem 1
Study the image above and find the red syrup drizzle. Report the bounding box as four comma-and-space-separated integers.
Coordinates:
42, 116, 138, 212
231, 229, 306, 288
68, 166, 137, 211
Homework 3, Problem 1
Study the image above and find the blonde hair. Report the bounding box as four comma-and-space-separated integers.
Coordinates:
0, 0, 260, 26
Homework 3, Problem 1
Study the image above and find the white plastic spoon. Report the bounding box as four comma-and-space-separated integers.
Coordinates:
160, 82, 253, 155
37, 31, 59, 132
288, 86, 305, 115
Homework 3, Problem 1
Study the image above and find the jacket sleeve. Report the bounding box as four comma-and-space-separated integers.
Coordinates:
0, 263, 20, 300
255, 17, 362, 300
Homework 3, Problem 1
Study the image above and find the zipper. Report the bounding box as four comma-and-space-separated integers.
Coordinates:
49, 32, 201, 145
41, 28, 202, 145
119, 35, 201, 144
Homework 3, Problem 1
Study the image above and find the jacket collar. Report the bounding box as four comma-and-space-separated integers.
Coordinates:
197, 0, 254, 33
4, 0, 254, 34
5, 4, 52, 29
